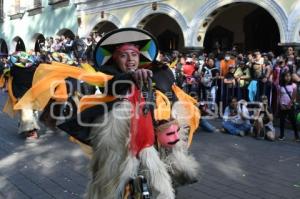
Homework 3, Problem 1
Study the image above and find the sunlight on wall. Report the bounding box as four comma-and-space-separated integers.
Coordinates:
167, 0, 206, 21
278, 0, 295, 13
1, 0, 300, 51
0, 3, 78, 52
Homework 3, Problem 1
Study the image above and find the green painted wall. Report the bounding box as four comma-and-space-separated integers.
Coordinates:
2, 0, 300, 51
0, 0, 78, 52
81, 0, 300, 29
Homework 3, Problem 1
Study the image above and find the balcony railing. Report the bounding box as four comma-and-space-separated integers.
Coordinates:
27, 0, 43, 15
8, 0, 28, 14
27, 0, 43, 9
48, 0, 69, 5
8, 4, 26, 19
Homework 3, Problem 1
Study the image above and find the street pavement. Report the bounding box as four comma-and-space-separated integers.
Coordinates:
0, 91, 300, 199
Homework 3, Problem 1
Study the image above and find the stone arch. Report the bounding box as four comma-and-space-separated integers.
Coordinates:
81, 13, 122, 38
128, 3, 189, 47
90, 21, 118, 36
0, 39, 9, 54
56, 28, 75, 39
30, 33, 46, 52
188, 0, 288, 47
12, 36, 26, 52
289, 3, 300, 42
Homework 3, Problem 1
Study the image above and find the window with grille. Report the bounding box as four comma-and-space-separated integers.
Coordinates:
34, 0, 42, 8
11, 0, 27, 14
0, 0, 3, 20
9, 0, 28, 18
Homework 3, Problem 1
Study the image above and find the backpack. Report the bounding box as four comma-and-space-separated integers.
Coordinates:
201, 66, 213, 88
73, 39, 86, 52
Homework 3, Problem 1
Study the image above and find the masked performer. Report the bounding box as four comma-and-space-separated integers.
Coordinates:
80, 28, 199, 198
3, 52, 40, 139
15, 28, 200, 199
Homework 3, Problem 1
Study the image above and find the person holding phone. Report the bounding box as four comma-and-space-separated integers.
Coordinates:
253, 95, 275, 141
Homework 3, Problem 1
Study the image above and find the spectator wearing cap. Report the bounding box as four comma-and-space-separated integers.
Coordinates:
182, 57, 196, 95
182, 57, 196, 77
234, 57, 251, 101
251, 51, 264, 79
248, 50, 265, 101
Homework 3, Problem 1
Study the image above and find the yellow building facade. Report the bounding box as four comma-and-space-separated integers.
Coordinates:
1, 0, 300, 53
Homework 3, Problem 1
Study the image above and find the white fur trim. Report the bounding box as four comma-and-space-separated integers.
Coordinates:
18, 109, 40, 134
139, 147, 175, 199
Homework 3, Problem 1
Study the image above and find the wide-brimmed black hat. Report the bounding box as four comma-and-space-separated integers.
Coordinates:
94, 28, 159, 68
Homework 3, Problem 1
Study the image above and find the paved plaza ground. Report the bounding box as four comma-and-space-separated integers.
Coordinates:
0, 91, 299, 199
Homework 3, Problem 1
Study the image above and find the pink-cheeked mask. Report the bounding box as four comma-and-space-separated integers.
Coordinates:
156, 120, 180, 148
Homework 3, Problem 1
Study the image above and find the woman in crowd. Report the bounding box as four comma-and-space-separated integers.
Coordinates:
278, 71, 299, 141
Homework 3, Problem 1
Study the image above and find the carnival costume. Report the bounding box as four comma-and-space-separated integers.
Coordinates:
3, 51, 40, 137
15, 28, 200, 199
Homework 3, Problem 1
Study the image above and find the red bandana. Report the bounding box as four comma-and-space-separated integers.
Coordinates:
113, 44, 140, 60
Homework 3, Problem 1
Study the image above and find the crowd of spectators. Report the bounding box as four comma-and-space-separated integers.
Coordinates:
158, 47, 300, 141
1, 32, 299, 142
